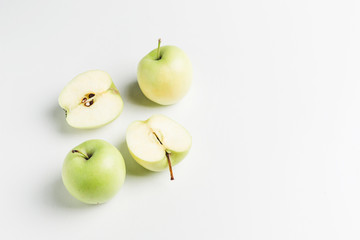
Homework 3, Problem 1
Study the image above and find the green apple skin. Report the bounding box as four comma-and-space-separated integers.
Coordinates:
137, 45, 192, 105
62, 139, 126, 204
129, 147, 190, 172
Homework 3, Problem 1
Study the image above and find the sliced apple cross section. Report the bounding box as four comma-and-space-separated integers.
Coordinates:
58, 70, 123, 129
126, 114, 192, 180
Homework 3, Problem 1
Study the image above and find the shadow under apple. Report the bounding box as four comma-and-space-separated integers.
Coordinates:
123, 80, 163, 108
49, 177, 92, 209
50, 104, 90, 134
51, 104, 75, 133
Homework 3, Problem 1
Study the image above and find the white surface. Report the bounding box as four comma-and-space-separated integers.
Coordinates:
1, 0, 360, 239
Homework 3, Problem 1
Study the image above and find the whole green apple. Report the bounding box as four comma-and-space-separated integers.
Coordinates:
137, 39, 192, 105
62, 139, 126, 204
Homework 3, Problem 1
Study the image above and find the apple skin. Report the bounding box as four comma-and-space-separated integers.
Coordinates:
137, 45, 192, 105
62, 139, 126, 204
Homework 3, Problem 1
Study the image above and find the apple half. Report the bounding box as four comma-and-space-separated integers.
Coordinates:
126, 114, 192, 180
58, 70, 123, 129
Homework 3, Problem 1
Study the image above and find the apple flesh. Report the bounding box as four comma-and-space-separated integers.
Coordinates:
62, 139, 126, 204
137, 39, 192, 105
58, 70, 123, 129
126, 114, 192, 180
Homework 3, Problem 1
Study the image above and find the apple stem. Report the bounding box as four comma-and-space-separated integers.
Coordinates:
166, 152, 174, 181
72, 149, 89, 160
156, 38, 161, 60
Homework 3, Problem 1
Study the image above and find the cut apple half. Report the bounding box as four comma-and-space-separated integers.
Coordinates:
126, 114, 192, 180
58, 70, 123, 129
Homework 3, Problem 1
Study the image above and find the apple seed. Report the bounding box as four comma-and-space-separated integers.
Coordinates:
84, 99, 94, 107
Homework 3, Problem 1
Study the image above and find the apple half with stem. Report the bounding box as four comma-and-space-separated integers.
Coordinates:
62, 139, 126, 204
126, 114, 192, 180
58, 70, 123, 129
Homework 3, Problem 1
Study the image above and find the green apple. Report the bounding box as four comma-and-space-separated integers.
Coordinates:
137, 39, 192, 105
62, 139, 126, 204
126, 114, 192, 180
58, 70, 123, 129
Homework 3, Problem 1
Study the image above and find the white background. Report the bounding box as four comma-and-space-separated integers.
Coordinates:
1, 0, 360, 239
